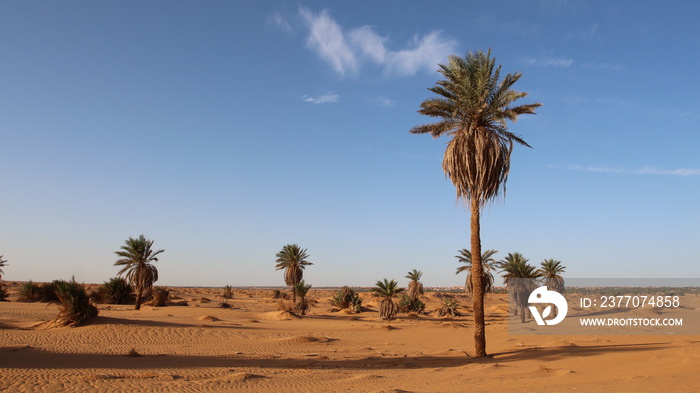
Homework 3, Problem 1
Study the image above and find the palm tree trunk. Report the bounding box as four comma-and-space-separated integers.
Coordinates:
470, 198, 487, 357
135, 288, 142, 310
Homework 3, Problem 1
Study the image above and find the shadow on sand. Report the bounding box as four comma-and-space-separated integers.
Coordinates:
1, 341, 673, 371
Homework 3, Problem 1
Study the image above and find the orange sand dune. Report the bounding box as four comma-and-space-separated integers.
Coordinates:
1, 285, 699, 392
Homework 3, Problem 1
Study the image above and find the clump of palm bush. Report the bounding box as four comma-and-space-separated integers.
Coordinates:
330, 286, 360, 311
222, 285, 234, 299
150, 287, 170, 307
0, 283, 8, 301
52, 278, 99, 327
433, 298, 461, 317
18, 281, 42, 302
39, 281, 61, 302
18, 280, 65, 302
372, 279, 403, 320
348, 293, 363, 313
398, 295, 426, 314
92, 277, 134, 304
292, 281, 312, 315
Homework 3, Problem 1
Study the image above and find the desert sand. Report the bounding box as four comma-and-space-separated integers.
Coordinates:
1, 284, 699, 392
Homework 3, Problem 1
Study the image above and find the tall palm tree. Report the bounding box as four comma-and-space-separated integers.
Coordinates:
455, 249, 498, 294
410, 49, 541, 356
371, 278, 404, 320
405, 269, 424, 301
539, 259, 566, 294
500, 253, 542, 322
114, 235, 164, 310
0, 255, 7, 280
275, 244, 312, 301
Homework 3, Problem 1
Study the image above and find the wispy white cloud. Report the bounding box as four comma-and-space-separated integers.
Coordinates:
566, 165, 700, 177
386, 32, 457, 77
582, 62, 623, 71
298, 7, 457, 77
268, 11, 293, 34
520, 56, 573, 67
371, 97, 397, 108
300, 8, 358, 77
303, 94, 339, 104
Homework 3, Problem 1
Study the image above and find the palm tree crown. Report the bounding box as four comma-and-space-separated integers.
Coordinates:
500, 252, 541, 323
500, 252, 541, 281
114, 235, 164, 310
455, 249, 498, 294
539, 259, 566, 293
410, 49, 541, 205
275, 244, 313, 287
371, 278, 403, 300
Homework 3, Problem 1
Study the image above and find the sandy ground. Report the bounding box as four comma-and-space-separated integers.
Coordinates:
1, 284, 699, 393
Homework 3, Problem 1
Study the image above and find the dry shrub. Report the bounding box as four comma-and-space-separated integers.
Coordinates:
277, 299, 296, 313
151, 287, 170, 307
218, 299, 232, 309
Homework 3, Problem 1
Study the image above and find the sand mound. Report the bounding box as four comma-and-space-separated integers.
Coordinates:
259, 311, 300, 320
349, 374, 385, 381
197, 315, 220, 322
225, 372, 264, 382
279, 335, 334, 344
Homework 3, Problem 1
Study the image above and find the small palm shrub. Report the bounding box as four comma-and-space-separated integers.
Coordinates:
0, 283, 8, 301
39, 281, 62, 302
53, 278, 98, 327
372, 279, 403, 320
349, 294, 363, 313
94, 277, 134, 304
398, 295, 426, 314
151, 287, 170, 307
292, 281, 312, 315
18, 281, 42, 302
433, 298, 460, 317
222, 285, 234, 299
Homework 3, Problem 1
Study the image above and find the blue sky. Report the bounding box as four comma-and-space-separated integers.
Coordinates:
1, 1, 698, 287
